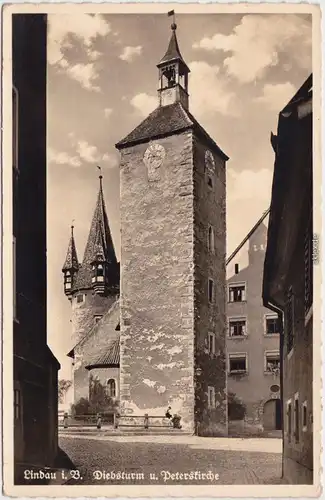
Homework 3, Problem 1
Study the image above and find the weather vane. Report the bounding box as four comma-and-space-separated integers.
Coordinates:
167, 10, 176, 30
97, 165, 103, 180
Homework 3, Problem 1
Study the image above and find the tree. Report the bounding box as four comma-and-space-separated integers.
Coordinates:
58, 379, 72, 404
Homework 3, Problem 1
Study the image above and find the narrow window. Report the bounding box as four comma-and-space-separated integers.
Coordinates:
302, 401, 307, 431
94, 315, 102, 324
14, 388, 21, 420
207, 386, 215, 408
208, 333, 215, 354
106, 379, 116, 398
287, 400, 292, 442
229, 318, 246, 337
294, 394, 299, 443
235, 263, 239, 274
208, 226, 214, 253
229, 354, 247, 374
208, 279, 214, 303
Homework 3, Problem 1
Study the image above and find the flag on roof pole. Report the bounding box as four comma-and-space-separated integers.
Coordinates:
167, 10, 175, 16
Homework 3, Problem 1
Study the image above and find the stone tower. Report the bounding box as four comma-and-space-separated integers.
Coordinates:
116, 19, 229, 435
62, 175, 119, 400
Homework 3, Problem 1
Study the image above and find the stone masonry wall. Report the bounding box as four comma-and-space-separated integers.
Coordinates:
71, 290, 116, 346
72, 299, 120, 403
193, 136, 227, 436
119, 132, 195, 432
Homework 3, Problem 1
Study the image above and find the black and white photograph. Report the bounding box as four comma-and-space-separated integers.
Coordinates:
2, 3, 322, 496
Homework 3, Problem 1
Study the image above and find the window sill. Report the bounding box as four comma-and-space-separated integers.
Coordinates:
305, 305, 313, 326
227, 301, 247, 305
264, 371, 280, 376
227, 336, 248, 340
264, 333, 280, 337
228, 371, 248, 376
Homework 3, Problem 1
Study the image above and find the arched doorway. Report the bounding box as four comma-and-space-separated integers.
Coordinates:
263, 399, 281, 430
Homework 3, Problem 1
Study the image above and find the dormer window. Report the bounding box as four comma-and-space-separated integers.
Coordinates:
64, 271, 72, 291
92, 263, 105, 283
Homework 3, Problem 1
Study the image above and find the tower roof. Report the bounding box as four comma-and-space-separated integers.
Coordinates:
62, 225, 79, 272
83, 176, 116, 266
116, 102, 228, 160
157, 24, 189, 72
73, 175, 118, 290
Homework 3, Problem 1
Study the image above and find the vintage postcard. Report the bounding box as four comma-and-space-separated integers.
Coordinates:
2, 2, 322, 497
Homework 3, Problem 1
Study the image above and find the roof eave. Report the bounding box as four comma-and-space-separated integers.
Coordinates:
115, 125, 193, 150
85, 362, 120, 370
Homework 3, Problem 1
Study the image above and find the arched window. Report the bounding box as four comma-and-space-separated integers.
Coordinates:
106, 379, 116, 398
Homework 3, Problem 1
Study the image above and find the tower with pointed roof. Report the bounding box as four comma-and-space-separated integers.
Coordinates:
62, 175, 120, 402
116, 15, 229, 435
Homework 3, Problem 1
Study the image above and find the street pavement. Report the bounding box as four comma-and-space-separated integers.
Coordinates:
59, 434, 282, 485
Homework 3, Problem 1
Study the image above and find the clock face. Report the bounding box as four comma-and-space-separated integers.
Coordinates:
143, 143, 166, 171
205, 150, 215, 173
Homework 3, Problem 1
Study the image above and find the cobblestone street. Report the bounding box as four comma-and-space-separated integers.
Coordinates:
59, 434, 282, 485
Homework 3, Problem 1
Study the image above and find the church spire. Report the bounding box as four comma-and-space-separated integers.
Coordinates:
62, 223, 79, 295
157, 12, 190, 109
83, 171, 117, 268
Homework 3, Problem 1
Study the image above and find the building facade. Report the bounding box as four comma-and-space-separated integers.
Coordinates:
12, 14, 60, 482
66, 19, 229, 436
226, 212, 281, 436
63, 176, 120, 404
263, 75, 313, 484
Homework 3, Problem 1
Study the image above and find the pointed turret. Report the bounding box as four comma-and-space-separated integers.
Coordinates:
157, 14, 190, 109
75, 173, 119, 295
62, 224, 79, 295
83, 174, 117, 266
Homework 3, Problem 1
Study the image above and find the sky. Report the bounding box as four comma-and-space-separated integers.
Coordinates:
46, 12, 312, 379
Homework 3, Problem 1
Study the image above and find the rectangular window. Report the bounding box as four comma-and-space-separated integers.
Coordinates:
207, 386, 215, 408
208, 332, 215, 354
208, 278, 214, 303
77, 294, 85, 304
287, 400, 292, 442
13, 236, 16, 319
265, 351, 280, 374
229, 353, 247, 374
235, 263, 239, 274
13, 86, 19, 172
228, 283, 246, 303
14, 388, 21, 420
304, 217, 313, 314
229, 318, 246, 337
285, 288, 294, 353
302, 401, 307, 431
208, 226, 214, 253
294, 393, 299, 443
265, 315, 280, 335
